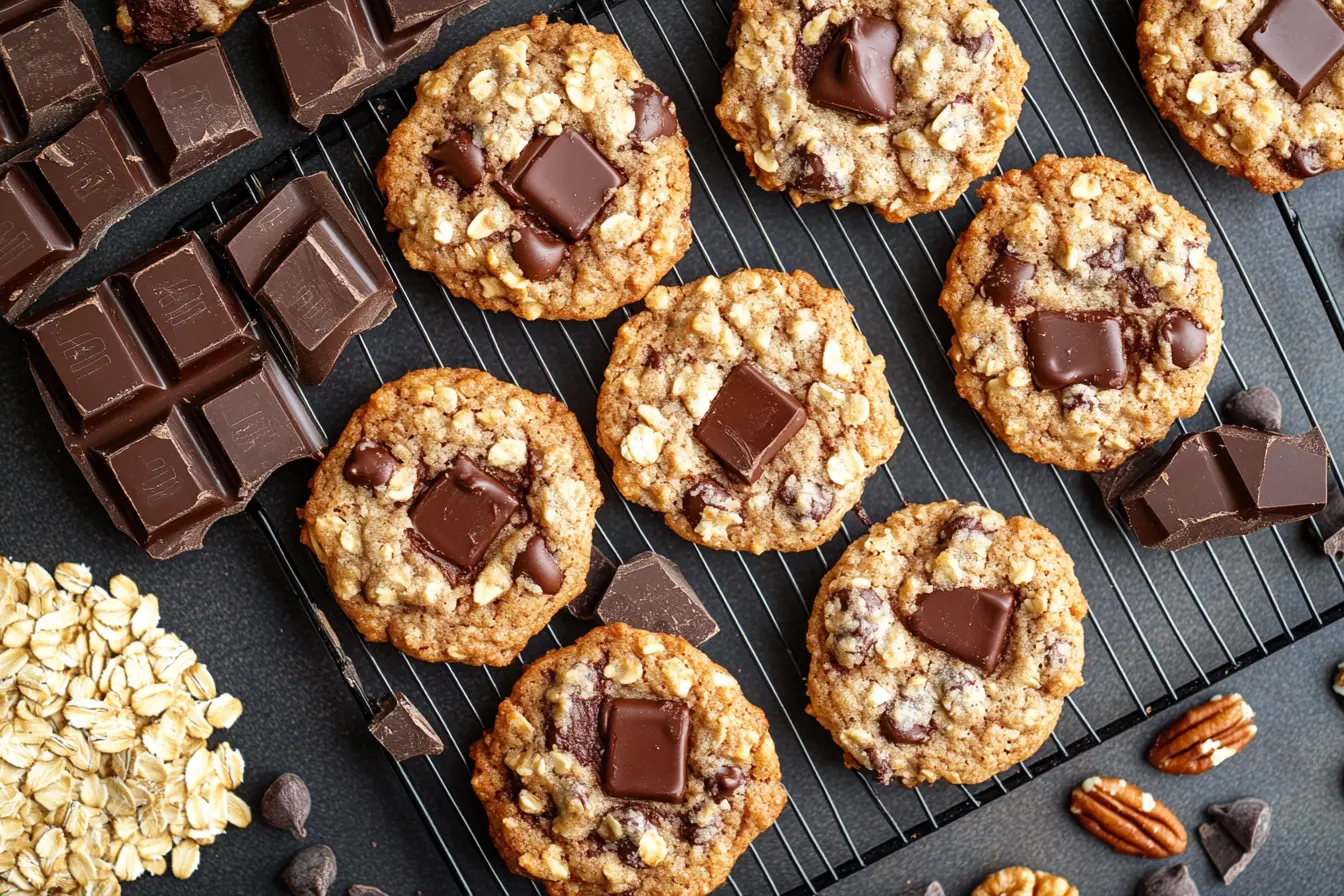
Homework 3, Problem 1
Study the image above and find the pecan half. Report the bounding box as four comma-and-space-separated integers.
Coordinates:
1069, 776, 1187, 858
1148, 693, 1256, 775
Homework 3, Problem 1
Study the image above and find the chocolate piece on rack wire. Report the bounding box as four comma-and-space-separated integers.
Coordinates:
20, 233, 323, 559
369, 692, 444, 761
1090, 444, 1162, 508
596, 551, 718, 646
567, 545, 617, 619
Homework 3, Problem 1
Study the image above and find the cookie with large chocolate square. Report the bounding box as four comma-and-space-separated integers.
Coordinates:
300, 368, 602, 665
806, 501, 1088, 786
595, 268, 902, 553
376, 16, 692, 320
939, 155, 1223, 472
469, 623, 786, 896
1138, 0, 1344, 193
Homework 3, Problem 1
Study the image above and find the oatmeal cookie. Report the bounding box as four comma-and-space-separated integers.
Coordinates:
470, 623, 787, 896
1138, 0, 1344, 193
972, 867, 1079, 896
805, 500, 1087, 786
300, 368, 602, 665
716, 0, 1028, 222
595, 268, 902, 553
377, 16, 693, 320
940, 155, 1223, 472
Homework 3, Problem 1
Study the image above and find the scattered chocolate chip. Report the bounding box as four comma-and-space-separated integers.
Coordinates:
409, 456, 520, 571
1199, 799, 1270, 884
940, 511, 988, 540
349, 887, 390, 896
1157, 310, 1207, 369
1023, 311, 1127, 391
601, 697, 690, 802
1117, 267, 1160, 307
792, 150, 842, 195
262, 773, 311, 839
905, 588, 1013, 673
1091, 444, 1162, 507
710, 764, 745, 798
1224, 385, 1282, 432
778, 474, 834, 522
596, 552, 719, 646
951, 26, 994, 59
630, 83, 678, 145
808, 15, 901, 120
879, 707, 931, 745
1241, 0, 1344, 102
343, 440, 396, 490
1087, 236, 1127, 270
1138, 865, 1199, 896
1316, 485, 1344, 561
282, 845, 337, 896
495, 129, 626, 241
513, 534, 564, 595
980, 250, 1035, 310
368, 692, 443, 762
567, 546, 617, 619
426, 127, 487, 190
1286, 142, 1326, 179
682, 478, 735, 530
511, 219, 568, 281
694, 361, 807, 484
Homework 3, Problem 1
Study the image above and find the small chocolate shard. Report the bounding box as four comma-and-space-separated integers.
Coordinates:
1224, 385, 1282, 432
630, 83, 679, 145
1316, 485, 1344, 561
1091, 444, 1162, 507
368, 692, 443, 761
1157, 310, 1208, 369
1198, 800, 1270, 885
808, 15, 901, 121
567, 546, 617, 619
1137, 865, 1199, 896
427, 128, 486, 190
511, 219, 568, 281
596, 552, 718, 646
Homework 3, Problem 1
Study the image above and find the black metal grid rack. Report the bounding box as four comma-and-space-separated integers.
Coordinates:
165, 0, 1344, 892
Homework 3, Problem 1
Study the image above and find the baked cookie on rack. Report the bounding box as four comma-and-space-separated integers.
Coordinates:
716, 0, 1028, 222
377, 16, 693, 320
805, 500, 1087, 786
972, 867, 1079, 896
470, 623, 787, 896
1138, 0, 1344, 193
300, 368, 602, 665
940, 154, 1223, 472
595, 268, 902, 553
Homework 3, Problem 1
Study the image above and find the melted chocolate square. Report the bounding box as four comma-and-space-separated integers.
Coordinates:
409, 456, 520, 570
1022, 310, 1127, 391
601, 698, 690, 803
1242, 0, 1344, 102
905, 588, 1014, 674
808, 15, 901, 121
693, 361, 807, 484
496, 129, 626, 241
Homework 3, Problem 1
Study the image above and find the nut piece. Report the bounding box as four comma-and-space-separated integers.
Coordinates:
971, 866, 1079, 896
1148, 693, 1256, 775
1069, 776, 1187, 858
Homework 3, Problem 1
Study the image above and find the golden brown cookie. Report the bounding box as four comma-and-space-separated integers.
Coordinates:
806, 501, 1087, 786
940, 155, 1223, 472
716, 0, 1028, 222
596, 268, 902, 553
377, 16, 693, 320
470, 624, 787, 896
972, 867, 1080, 896
300, 368, 601, 665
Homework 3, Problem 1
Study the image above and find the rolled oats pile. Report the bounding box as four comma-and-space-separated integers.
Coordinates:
0, 558, 249, 894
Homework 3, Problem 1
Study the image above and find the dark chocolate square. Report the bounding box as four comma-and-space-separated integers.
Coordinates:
409, 456, 520, 570
905, 588, 1014, 674
497, 129, 626, 241
34, 104, 156, 235
0, 166, 72, 306
1242, 0, 1344, 101
693, 361, 807, 483
601, 698, 690, 802
1022, 311, 1127, 391
0, 2, 105, 133
200, 357, 323, 485
257, 219, 369, 351
262, 0, 369, 109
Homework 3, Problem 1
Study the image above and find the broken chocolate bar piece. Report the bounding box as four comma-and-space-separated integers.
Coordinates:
1121, 425, 1329, 550
1199, 799, 1270, 884
567, 545, 617, 619
1091, 444, 1162, 508
369, 692, 443, 761
0, 38, 258, 323
116, 0, 256, 48
0, 0, 109, 161
215, 172, 396, 385
21, 233, 324, 559
596, 552, 718, 646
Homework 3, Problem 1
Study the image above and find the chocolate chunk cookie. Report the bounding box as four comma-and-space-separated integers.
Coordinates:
300, 368, 602, 665
470, 623, 787, 896
1138, 0, 1344, 193
117, 0, 252, 47
972, 867, 1079, 896
377, 16, 693, 320
940, 155, 1223, 472
595, 268, 902, 553
806, 501, 1087, 786
716, 0, 1028, 222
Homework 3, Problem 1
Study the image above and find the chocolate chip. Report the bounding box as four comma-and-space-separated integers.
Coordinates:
567, 546, 617, 619
829, 587, 885, 665
1199, 799, 1269, 884
548, 665, 606, 768
808, 15, 901, 121
694, 361, 807, 484
1213, 59, 1250, 73
792, 150, 841, 195
710, 764, 745, 798
513, 534, 564, 595
1087, 236, 1127, 270
427, 127, 486, 190
125, 0, 198, 48
1242, 0, 1344, 101
980, 250, 1035, 310
1117, 267, 1160, 307
496, 129, 626, 241
282, 845, 337, 896
343, 439, 396, 490
1091, 444, 1162, 507
596, 552, 719, 646
1286, 142, 1326, 178
368, 692, 443, 762
349, 887, 390, 896
879, 708, 931, 745
940, 511, 988, 541
777, 474, 834, 522
1224, 385, 1282, 432
601, 698, 690, 802
630, 83, 678, 145
1023, 311, 1127, 391
682, 479, 734, 529
1137, 865, 1199, 896
1157, 310, 1208, 369
262, 773, 311, 839
409, 456, 520, 571
511, 219, 569, 281
951, 27, 994, 60
905, 588, 1014, 673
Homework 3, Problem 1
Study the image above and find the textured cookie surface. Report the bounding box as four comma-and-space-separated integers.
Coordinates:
716, 0, 1027, 222
596, 268, 902, 553
377, 16, 692, 320
940, 155, 1223, 472
300, 368, 601, 665
806, 501, 1087, 786
470, 623, 787, 896
1138, 0, 1344, 193
972, 867, 1079, 896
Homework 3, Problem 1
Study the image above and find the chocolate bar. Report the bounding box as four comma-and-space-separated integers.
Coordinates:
260, 0, 489, 131
21, 233, 324, 559
0, 0, 109, 160
1121, 424, 1330, 550
0, 39, 259, 323
214, 172, 396, 385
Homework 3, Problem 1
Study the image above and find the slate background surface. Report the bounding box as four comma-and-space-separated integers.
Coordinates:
2, 0, 1344, 893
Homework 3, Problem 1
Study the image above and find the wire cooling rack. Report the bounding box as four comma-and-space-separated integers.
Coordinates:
164, 0, 1344, 892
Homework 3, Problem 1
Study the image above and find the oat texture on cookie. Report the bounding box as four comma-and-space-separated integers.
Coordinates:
805, 501, 1088, 786
1139, 0, 1344, 193
470, 623, 787, 896
300, 368, 602, 665
376, 16, 693, 320
940, 155, 1223, 472
595, 268, 902, 554
716, 0, 1028, 222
